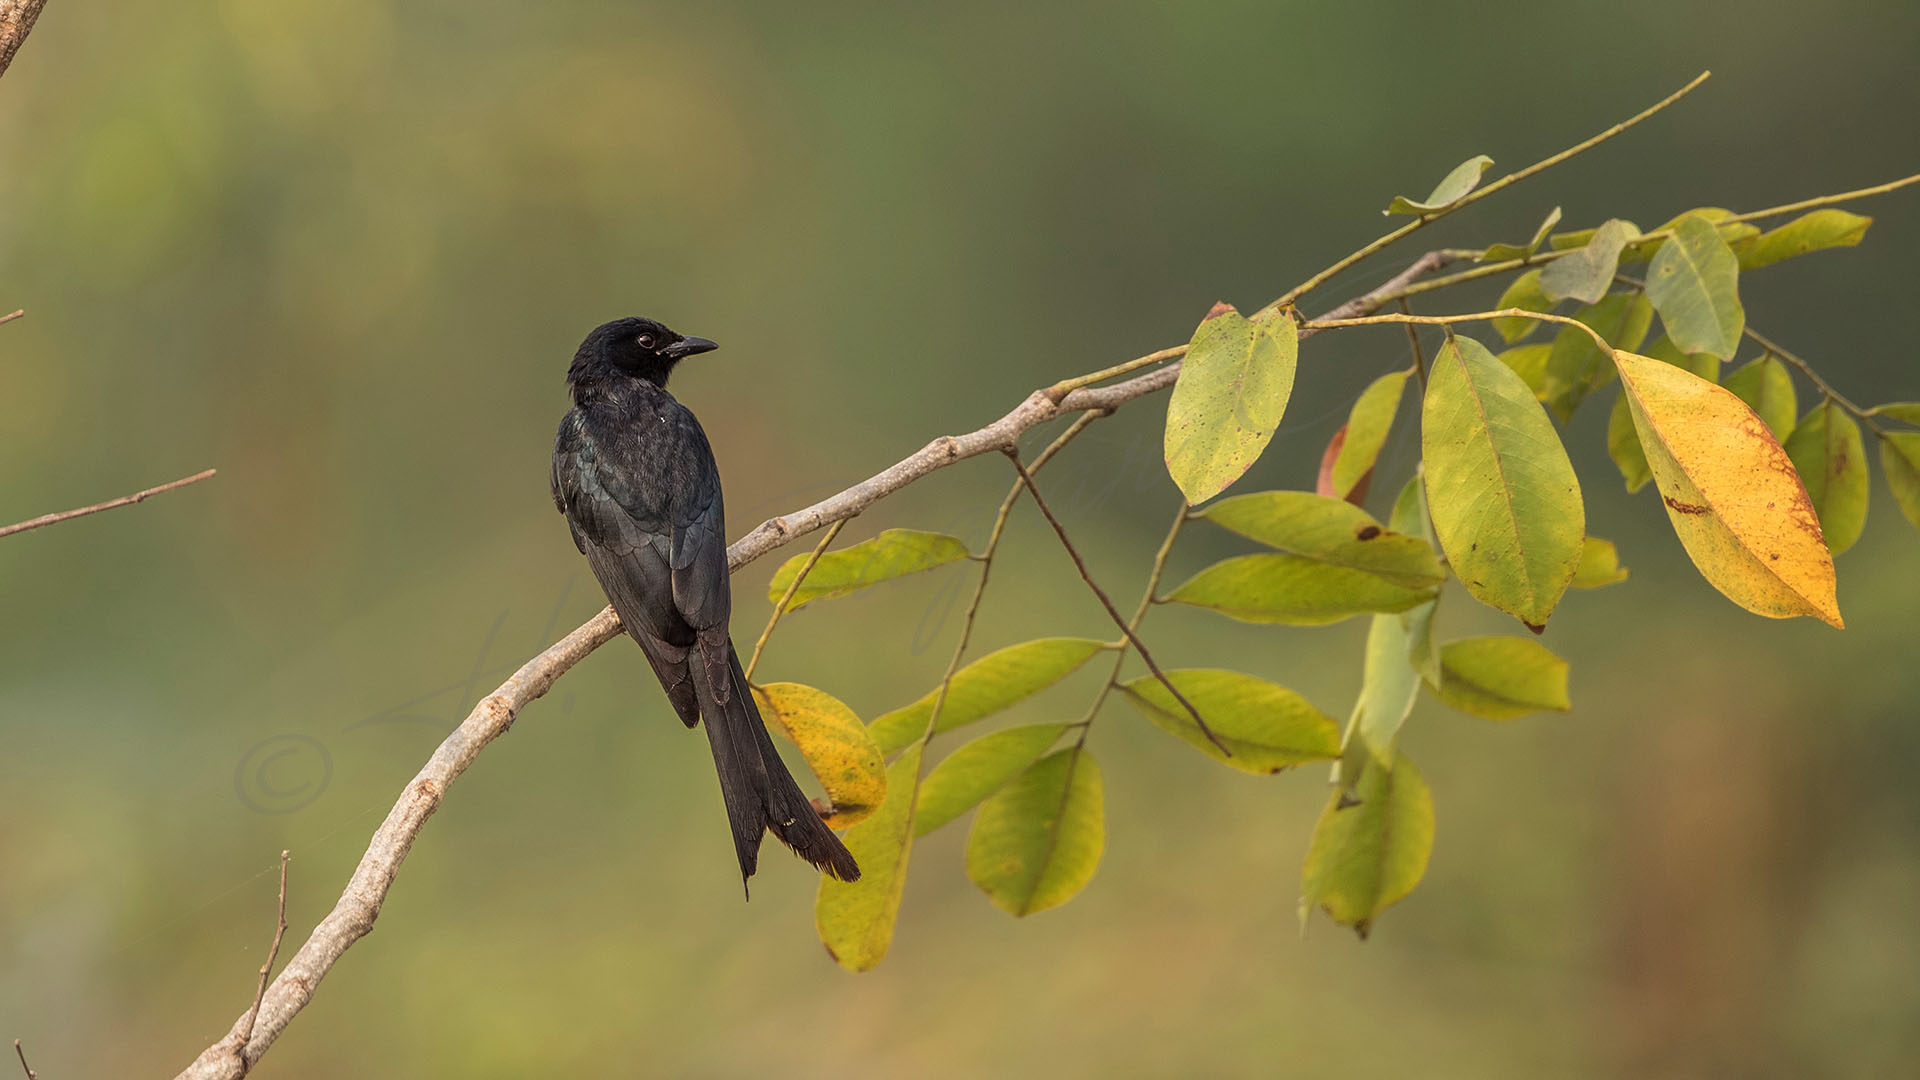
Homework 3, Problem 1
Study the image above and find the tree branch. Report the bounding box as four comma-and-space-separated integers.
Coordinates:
172, 251, 1454, 1079
12, 1039, 35, 1080
0, 468, 218, 540
233, 851, 291, 1072
0, 0, 47, 81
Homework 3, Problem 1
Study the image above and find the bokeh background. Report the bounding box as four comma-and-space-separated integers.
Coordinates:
3, 2, 1918, 1076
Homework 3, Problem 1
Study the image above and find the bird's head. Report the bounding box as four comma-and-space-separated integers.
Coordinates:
568, 316, 718, 390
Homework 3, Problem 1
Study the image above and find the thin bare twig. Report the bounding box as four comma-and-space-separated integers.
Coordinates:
233, 851, 291, 1071
0, 0, 49, 80
171, 250, 1466, 1080
1071, 499, 1191, 736
0, 468, 217, 540
1397, 298, 1428, 388
0, 309, 23, 326
13, 1039, 35, 1080
1270, 72, 1711, 310
1004, 453, 1227, 755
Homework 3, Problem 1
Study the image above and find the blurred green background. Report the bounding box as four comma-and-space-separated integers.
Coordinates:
3, 1, 1918, 1076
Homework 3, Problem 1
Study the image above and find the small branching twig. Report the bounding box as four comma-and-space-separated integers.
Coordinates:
1071, 499, 1189, 738
1005, 454, 1227, 755
234, 851, 292, 1070
0, 468, 218, 540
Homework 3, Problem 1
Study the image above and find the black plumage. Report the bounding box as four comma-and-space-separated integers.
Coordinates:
551, 317, 860, 888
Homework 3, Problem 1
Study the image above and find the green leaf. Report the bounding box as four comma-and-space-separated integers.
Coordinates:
1355, 608, 1424, 766
1540, 219, 1639, 304
753, 683, 887, 829
1738, 209, 1872, 270
1166, 553, 1437, 626
768, 529, 970, 611
1492, 269, 1555, 344
915, 724, 1067, 837
1868, 402, 1920, 426
1607, 390, 1653, 493
1783, 401, 1869, 555
1301, 751, 1434, 938
966, 747, 1104, 917
1422, 334, 1584, 629
1631, 207, 1759, 263
1723, 356, 1798, 441
1882, 433, 1920, 533
869, 637, 1107, 755
1424, 636, 1571, 720
1119, 668, 1340, 773
1387, 476, 1443, 687
1323, 371, 1409, 501
1481, 206, 1562, 262
1497, 343, 1552, 400
1644, 214, 1746, 360
1199, 490, 1444, 589
1164, 303, 1299, 504
1645, 334, 1723, 382
1570, 536, 1630, 589
816, 745, 921, 972
1386, 154, 1493, 215
1539, 292, 1654, 422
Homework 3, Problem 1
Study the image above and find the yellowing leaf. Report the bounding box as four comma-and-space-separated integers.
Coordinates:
1119, 668, 1340, 773
915, 723, 1066, 837
1570, 536, 1630, 589
1301, 751, 1434, 939
1738, 209, 1872, 270
1492, 269, 1554, 344
816, 745, 921, 972
1386, 154, 1493, 215
966, 747, 1104, 917
868, 637, 1107, 754
1422, 334, 1584, 629
1164, 303, 1298, 504
1644, 213, 1745, 359
768, 529, 969, 611
1723, 356, 1798, 441
1166, 553, 1436, 626
1608, 339, 1720, 492
1540, 292, 1653, 421
1540, 218, 1639, 304
1199, 489, 1443, 589
1879, 432, 1920, 533
1481, 206, 1562, 263
1613, 350, 1841, 626
1324, 371, 1409, 501
753, 683, 887, 828
1424, 636, 1570, 720
1783, 401, 1869, 554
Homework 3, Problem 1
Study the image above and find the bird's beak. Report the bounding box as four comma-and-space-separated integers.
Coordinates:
663, 335, 719, 359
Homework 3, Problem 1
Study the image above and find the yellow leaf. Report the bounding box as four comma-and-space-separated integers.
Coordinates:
753, 683, 887, 828
1613, 351, 1841, 627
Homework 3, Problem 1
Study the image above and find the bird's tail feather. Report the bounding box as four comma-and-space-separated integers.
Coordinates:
695, 644, 861, 889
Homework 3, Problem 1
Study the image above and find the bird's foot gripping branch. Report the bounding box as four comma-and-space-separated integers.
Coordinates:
179, 71, 1920, 1076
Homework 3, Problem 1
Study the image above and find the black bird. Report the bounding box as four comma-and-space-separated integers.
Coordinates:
551, 317, 860, 888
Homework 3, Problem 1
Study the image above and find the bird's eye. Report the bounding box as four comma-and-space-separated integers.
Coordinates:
636, 333, 656, 350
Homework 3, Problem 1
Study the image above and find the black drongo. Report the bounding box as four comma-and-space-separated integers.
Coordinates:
551, 317, 860, 888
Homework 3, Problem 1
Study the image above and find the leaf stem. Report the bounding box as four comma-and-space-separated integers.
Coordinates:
1269, 72, 1711, 310
744, 518, 849, 683
1074, 501, 1189, 736
1744, 327, 1886, 437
